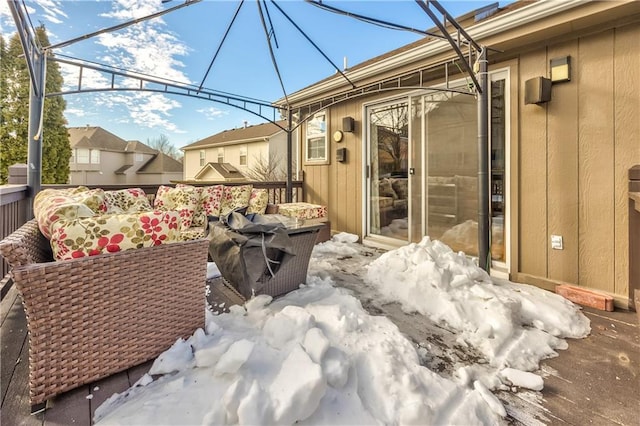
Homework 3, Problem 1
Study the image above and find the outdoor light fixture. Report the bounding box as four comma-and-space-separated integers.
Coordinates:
342, 117, 355, 133
524, 77, 552, 105
550, 56, 571, 83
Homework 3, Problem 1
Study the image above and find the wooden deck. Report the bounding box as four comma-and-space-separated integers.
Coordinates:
2, 275, 639, 425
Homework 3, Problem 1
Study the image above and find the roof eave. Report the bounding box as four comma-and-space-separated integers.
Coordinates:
279, 0, 585, 105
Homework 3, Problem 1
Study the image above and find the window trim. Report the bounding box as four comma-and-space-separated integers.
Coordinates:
76, 148, 90, 164
304, 112, 329, 165
90, 149, 100, 164
217, 147, 224, 163
239, 145, 247, 166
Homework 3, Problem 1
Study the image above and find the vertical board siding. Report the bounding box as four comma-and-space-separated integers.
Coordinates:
614, 24, 640, 298
578, 30, 615, 294
518, 49, 549, 277
547, 40, 580, 284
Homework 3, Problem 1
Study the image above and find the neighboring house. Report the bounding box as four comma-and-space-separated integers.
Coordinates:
181, 120, 297, 181
68, 126, 183, 185
280, 0, 640, 308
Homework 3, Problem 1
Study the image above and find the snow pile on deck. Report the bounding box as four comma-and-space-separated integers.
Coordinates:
94, 233, 590, 425
365, 236, 590, 387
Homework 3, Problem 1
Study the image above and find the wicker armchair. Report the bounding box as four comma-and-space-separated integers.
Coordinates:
0, 219, 209, 411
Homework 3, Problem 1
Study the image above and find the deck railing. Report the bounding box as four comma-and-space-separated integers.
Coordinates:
0, 185, 29, 293
0, 180, 304, 298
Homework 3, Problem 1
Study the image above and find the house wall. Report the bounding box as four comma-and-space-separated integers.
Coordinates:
183, 133, 299, 181
183, 142, 270, 180
269, 132, 299, 178
512, 21, 640, 307
70, 151, 125, 185
134, 172, 183, 185
300, 14, 639, 306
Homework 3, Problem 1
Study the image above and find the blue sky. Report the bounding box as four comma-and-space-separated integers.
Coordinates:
1, 0, 512, 150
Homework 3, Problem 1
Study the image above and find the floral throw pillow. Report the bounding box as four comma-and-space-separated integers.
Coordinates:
220, 184, 253, 216
104, 188, 152, 214
49, 210, 180, 260
247, 188, 269, 214
33, 187, 106, 239
192, 185, 225, 227
153, 185, 200, 231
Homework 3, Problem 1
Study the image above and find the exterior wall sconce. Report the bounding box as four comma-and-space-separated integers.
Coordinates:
550, 56, 571, 83
342, 117, 355, 133
524, 77, 552, 105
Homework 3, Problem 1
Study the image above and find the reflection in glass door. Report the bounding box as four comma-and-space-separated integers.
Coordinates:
423, 91, 478, 252
368, 102, 409, 240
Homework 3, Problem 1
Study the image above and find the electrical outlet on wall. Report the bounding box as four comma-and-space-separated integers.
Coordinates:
551, 235, 563, 250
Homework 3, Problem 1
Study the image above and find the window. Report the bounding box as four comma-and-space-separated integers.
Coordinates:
135, 153, 144, 162
239, 146, 247, 166
90, 149, 100, 164
305, 112, 327, 163
217, 148, 224, 163
76, 148, 90, 164
199, 150, 206, 167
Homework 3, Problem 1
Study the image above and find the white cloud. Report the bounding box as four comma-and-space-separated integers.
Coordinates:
197, 106, 228, 121
99, 0, 163, 21
96, 0, 190, 84
126, 92, 184, 133
35, 0, 68, 23
65, 108, 86, 117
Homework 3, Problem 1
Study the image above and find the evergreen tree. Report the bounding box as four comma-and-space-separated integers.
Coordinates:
0, 34, 29, 183
0, 26, 70, 184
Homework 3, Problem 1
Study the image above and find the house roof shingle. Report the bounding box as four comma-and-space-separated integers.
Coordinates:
137, 152, 183, 174
68, 126, 128, 151
182, 120, 287, 151
125, 140, 157, 154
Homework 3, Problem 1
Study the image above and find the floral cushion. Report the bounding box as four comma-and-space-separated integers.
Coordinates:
247, 188, 269, 214
49, 210, 181, 261
33, 187, 106, 239
179, 227, 207, 241
191, 185, 224, 227
220, 184, 253, 215
104, 188, 152, 214
276, 202, 327, 220
153, 185, 200, 231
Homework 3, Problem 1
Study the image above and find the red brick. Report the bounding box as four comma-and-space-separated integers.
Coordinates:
555, 284, 614, 311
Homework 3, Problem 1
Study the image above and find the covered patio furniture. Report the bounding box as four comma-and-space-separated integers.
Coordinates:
208, 212, 322, 299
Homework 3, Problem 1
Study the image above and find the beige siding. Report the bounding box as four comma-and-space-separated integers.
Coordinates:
515, 23, 640, 303
547, 40, 579, 284
614, 24, 640, 298
578, 30, 616, 294
518, 48, 548, 278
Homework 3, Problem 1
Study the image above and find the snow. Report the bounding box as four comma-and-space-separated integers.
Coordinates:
94, 233, 590, 425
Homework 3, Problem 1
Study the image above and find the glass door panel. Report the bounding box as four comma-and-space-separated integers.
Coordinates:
490, 78, 506, 263
424, 91, 478, 254
368, 102, 409, 240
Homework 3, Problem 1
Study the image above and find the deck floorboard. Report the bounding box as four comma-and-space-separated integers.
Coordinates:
2, 273, 638, 425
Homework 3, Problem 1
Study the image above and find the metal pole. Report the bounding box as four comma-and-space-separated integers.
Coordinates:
286, 108, 293, 202
26, 51, 45, 219
477, 47, 490, 272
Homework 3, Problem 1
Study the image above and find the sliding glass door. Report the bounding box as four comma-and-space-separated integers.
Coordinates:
367, 101, 409, 241
365, 72, 509, 268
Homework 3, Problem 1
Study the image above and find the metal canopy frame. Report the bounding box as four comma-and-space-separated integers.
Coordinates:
8, 0, 491, 271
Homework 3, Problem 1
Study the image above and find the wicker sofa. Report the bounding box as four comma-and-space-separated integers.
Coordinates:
0, 219, 208, 410
0, 185, 330, 410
